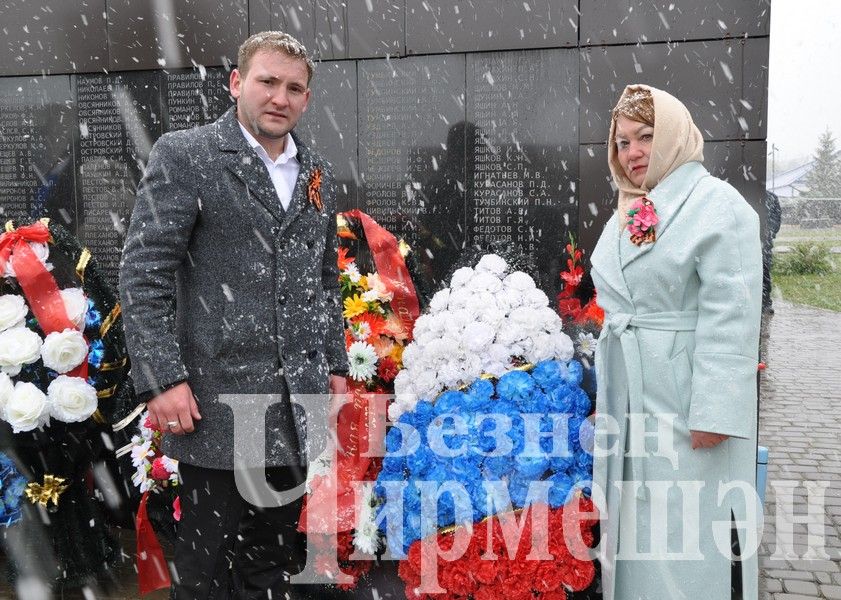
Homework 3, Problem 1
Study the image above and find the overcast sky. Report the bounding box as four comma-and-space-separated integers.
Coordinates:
767, 0, 841, 165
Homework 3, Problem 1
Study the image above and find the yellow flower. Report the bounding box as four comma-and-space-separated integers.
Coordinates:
389, 344, 404, 367
358, 275, 369, 290
343, 294, 368, 319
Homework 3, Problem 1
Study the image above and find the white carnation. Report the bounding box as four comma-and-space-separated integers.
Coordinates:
466, 271, 503, 294
41, 328, 88, 374
0, 372, 13, 419
47, 375, 98, 423
3, 242, 53, 279
503, 271, 537, 292
552, 333, 575, 361
447, 287, 473, 310
449, 267, 474, 289
0, 294, 28, 332
523, 288, 550, 308
462, 321, 496, 352
0, 327, 43, 376
475, 254, 508, 276
476, 306, 505, 329
60, 288, 88, 330
500, 288, 526, 312
5, 381, 49, 432
428, 288, 450, 313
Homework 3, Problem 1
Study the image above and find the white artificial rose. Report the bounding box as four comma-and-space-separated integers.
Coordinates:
475, 254, 508, 276
428, 288, 450, 314
0, 294, 28, 332
503, 271, 536, 292
60, 288, 88, 331
449, 267, 474, 289
0, 372, 13, 419
40, 328, 88, 374
47, 375, 98, 423
5, 381, 49, 432
3, 242, 53, 279
0, 327, 43, 376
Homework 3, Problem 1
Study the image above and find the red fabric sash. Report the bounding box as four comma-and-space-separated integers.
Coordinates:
343, 209, 421, 341
299, 383, 386, 534
135, 491, 172, 595
0, 222, 88, 378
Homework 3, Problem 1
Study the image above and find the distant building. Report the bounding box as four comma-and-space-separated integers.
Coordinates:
766, 148, 841, 197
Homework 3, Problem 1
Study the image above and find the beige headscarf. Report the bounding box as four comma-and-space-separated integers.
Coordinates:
608, 84, 705, 222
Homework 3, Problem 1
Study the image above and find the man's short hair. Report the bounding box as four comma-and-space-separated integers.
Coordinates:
237, 31, 315, 83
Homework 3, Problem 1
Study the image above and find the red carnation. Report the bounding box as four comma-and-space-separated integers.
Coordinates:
377, 356, 399, 382
149, 456, 170, 480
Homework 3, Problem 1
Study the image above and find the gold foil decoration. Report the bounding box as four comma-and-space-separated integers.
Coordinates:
76, 248, 92, 283
97, 384, 118, 399
398, 239, 411, 259
25, 475, 70, 508
99, 303, 121, 338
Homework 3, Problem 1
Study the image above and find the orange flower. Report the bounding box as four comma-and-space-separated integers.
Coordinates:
389, 344, 404, 367
370, 335, 395, 359
383, 313, 408, 342
338, 247, 354, 271
352, 312, 386, 338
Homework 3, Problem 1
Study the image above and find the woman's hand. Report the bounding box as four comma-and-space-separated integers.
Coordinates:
690, 430, 729, 449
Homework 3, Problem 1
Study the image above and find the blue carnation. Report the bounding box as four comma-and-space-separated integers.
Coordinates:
547, 384, 575, 414
572, 388, 593, 417
482, 454, 513, 477
381, 455, 405, 475
468, 378, 494, 402
548, 472, 575, 508
497, 370, 535, 405
550, 453, 575, 473
0, 453, 27, 528
532, 360, 564, 391
435, 390, 467, 416
412, 399, 435, 430
578, 417, 595, 454
87, 338, 105, 369
514, 455, 550, 479
559, 360, 584, 386
407, 445, 434, 476
85, 299, 102, 329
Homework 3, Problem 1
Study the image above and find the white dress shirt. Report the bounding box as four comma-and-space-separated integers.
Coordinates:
238, 122, 300, 211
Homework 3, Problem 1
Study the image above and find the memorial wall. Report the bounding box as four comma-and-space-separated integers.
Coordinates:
0, 0, 770, 295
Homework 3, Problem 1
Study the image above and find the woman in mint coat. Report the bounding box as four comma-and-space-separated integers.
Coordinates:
590, 84, 762, 600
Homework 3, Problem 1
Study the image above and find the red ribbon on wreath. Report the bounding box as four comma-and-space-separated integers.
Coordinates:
299, 210, 419, 537
0, 221, 88, 378
136, 491, 172, 595
342, 209, 420, 341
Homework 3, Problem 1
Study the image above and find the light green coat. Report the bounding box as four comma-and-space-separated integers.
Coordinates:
591, 161, 762, 600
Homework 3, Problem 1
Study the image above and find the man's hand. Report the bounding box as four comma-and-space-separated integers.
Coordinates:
148, 381, 201, 435
690, 430, 729, 449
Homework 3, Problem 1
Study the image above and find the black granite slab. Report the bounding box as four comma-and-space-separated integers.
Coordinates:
0, 0, 107, 76
580, 0, 771, 46
0, 76, 76, 230
466, 48, 579, 296
357, 54, 467, 286
73, 71, 164, 287
162, 67, 233, 132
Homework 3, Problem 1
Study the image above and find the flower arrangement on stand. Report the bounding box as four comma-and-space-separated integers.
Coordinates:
299, 210, 421, 589
555, 236, 604, 398
373, 253, 600, 599
0, 218, 137, 589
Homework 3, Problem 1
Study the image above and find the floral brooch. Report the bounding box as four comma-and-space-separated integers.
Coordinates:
307, 167, 323, 212
626, 196, 659, 246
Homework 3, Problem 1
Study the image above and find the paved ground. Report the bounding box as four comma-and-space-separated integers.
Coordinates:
759, 300, 841, 599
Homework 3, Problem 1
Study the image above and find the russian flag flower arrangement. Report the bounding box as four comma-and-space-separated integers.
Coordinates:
373, 253, 599, 599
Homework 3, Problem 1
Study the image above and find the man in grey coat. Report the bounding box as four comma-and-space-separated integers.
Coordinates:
119, 31, 348, 599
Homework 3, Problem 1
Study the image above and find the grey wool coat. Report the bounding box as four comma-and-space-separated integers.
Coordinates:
119, 107, 348, 469
591, 162, 762, 600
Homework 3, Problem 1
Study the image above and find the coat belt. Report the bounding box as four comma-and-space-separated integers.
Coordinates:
599, 310, 699, 499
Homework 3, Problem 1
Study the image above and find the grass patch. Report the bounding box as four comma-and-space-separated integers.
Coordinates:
772, 270, 841, 312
